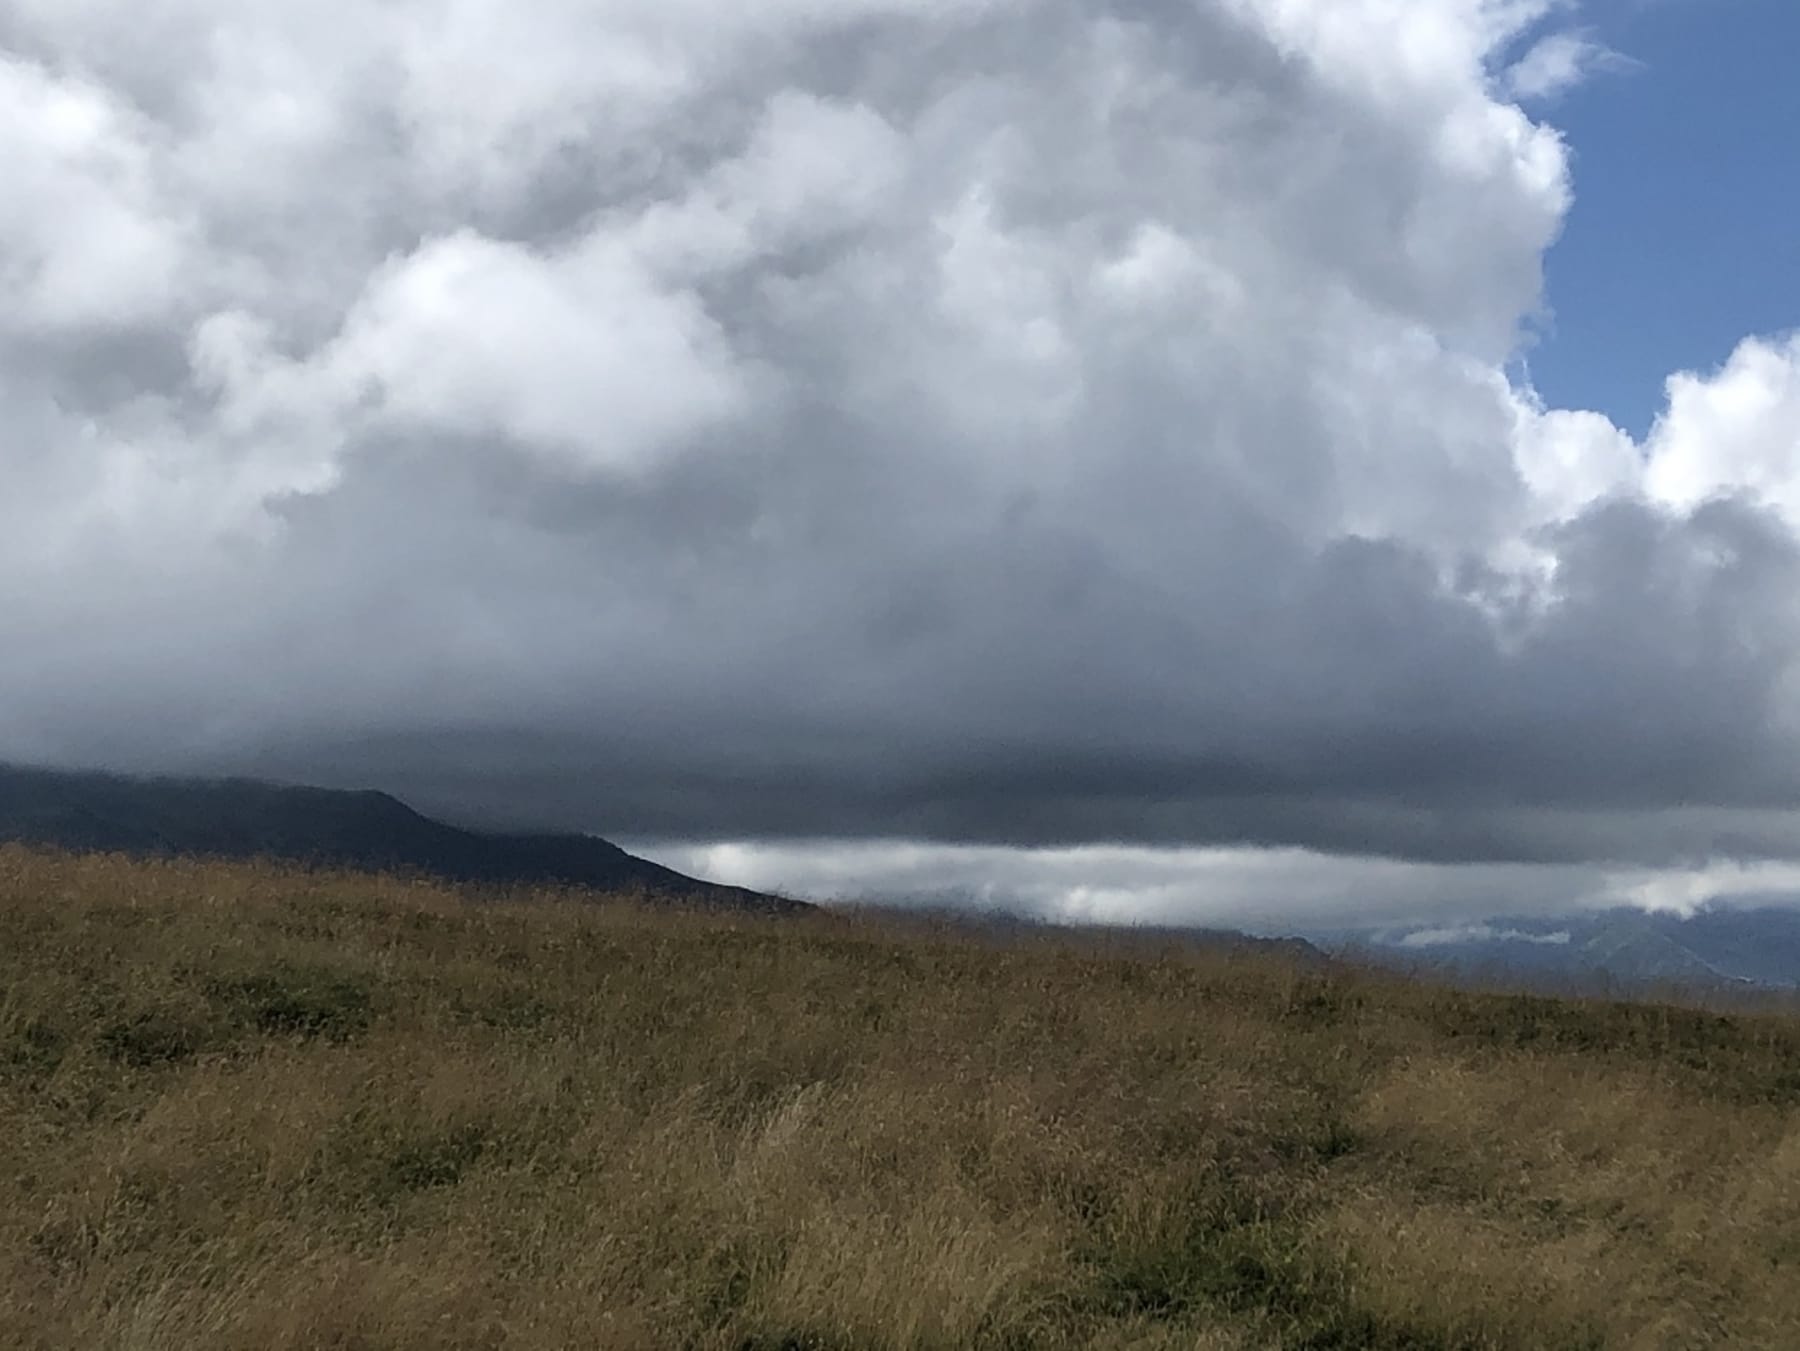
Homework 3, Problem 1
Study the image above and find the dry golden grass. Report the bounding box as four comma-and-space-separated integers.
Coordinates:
4, 843, 1800, 1349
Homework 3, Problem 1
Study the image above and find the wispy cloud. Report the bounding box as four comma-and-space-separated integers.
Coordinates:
1397, 925, 1573, 949
1503, 29, 1638, 102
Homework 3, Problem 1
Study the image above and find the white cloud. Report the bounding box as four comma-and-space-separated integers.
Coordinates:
319, 230, 755, 475
0, 55, 189, 332
639, 838, 1582, 929
1603, 859, 1800, 918
638, 840, 1800, 931
1643, 333, 1800, 525
1, 0, 1799, 926
1512, 400, 1645, 522
1502, 29, 1634, 103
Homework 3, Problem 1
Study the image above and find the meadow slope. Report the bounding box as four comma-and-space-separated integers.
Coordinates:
3, 845, 1799, 1349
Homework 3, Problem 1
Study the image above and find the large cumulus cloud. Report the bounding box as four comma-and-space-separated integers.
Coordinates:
3, 0, 1799, 878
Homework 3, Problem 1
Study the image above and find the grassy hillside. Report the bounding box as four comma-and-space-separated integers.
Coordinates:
3, 846, 1799, 1349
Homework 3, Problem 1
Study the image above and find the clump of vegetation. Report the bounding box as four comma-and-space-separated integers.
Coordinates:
204, 965, 375, 1042
2, 843, 1798, 1349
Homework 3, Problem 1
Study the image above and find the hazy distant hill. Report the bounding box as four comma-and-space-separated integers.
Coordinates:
1324, 908, 1800, 993
836, 893, 1331, 966
0, 763, 798, 910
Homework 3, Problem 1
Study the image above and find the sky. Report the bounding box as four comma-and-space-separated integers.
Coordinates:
2, 0, 1798, 930
1524, 0, 1800, 437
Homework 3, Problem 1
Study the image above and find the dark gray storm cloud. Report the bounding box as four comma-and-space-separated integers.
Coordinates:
3, 0, 1800, 889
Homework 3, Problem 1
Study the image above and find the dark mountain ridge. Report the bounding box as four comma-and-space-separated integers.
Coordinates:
0, 763, 800, 910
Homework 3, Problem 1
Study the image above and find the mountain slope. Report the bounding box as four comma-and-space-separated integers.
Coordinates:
1325, 908, 1800, 992
0, 763, 797, 910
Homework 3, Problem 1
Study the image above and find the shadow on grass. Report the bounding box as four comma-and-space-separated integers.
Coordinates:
204, 965, 374, 1043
